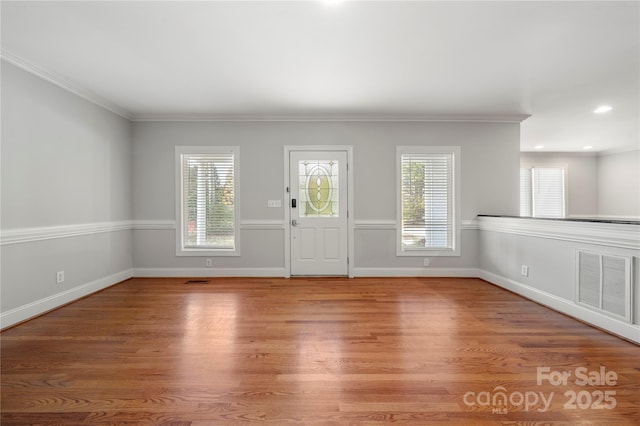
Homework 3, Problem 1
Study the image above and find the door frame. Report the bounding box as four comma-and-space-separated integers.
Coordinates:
283, 145, 354, 278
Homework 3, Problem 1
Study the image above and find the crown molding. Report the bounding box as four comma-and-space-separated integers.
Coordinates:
1, 49, 530, 124
130, 112, 531, 123
598, 146, 640, 156
1, 48, 133, 120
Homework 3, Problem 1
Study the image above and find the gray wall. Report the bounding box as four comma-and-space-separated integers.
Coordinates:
521, 150, 640, 218
598, 150, 640, 218
0, 61, 521, 323
520, 152, 599, 217
1, 61, 133, 321
4, 61, 636, 343
132, 120, 520, 274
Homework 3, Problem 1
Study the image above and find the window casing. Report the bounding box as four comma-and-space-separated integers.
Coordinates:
397, 146, 461, 256
520, 165, 566, 218
175, 146, 240, 256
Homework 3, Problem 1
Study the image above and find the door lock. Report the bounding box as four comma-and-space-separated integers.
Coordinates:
291, 219, 298, 226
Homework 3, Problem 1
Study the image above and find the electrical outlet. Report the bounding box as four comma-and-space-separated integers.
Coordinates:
423, 258, 430, 267
56, 270, 65, 284
521, 265, 529, 277
206, 258, 212, 267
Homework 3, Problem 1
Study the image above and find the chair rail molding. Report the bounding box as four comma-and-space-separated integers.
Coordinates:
477, 216, 640, 250
1, 221, 133, 245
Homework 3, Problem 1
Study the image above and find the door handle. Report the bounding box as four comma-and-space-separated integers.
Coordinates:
291, 219, 298, 227
291, 198, 297, 208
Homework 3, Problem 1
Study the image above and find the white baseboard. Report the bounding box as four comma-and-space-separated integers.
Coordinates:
133, 267, 286, 278
1, 269, 133, 329
135, 267, 481, 279
353, 267, 481, 277
479, 270, 640, 344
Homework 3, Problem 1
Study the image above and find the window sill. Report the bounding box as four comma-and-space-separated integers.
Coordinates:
177, 249, 240, 257
397, 249, 460, 257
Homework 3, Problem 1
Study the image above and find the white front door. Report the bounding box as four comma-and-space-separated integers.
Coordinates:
289, 150, 348, 276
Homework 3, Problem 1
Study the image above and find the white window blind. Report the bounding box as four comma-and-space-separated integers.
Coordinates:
520, 168, 532, 217
398, 147, 459, 255
176, 147, 239, 255
520, 166, 566, 218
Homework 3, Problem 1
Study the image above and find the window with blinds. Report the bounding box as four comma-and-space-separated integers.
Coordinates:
175, 146, 239, 255
397, 146, 460, 256
520, 166, 566, 218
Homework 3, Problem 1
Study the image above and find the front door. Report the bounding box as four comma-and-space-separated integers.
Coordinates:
289, 150, 348, 276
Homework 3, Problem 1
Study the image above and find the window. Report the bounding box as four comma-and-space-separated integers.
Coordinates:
520, 165, 566, 218
397, 146, 460, 256
298, 159, 340, 217
175, 146, 240, 256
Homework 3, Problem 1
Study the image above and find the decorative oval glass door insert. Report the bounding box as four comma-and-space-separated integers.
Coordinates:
298, 160, 339, 217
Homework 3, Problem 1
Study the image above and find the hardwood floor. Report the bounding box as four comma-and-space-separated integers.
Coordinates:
2, 277, 639, 425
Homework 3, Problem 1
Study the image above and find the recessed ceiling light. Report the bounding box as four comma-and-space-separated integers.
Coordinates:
534, 145, 544, 150
583, 145, 593, 150
593, 105, 613, 114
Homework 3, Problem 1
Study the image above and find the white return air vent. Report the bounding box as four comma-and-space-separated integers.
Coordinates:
576, 250, 633, 323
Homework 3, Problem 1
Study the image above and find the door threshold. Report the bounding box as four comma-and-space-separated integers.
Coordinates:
290, 275, 349, 279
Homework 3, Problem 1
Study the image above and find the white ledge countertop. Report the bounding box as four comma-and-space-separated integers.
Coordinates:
477, 215, 639, 226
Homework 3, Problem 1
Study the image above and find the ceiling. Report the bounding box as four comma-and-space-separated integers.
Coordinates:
2, 1, 638, 152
